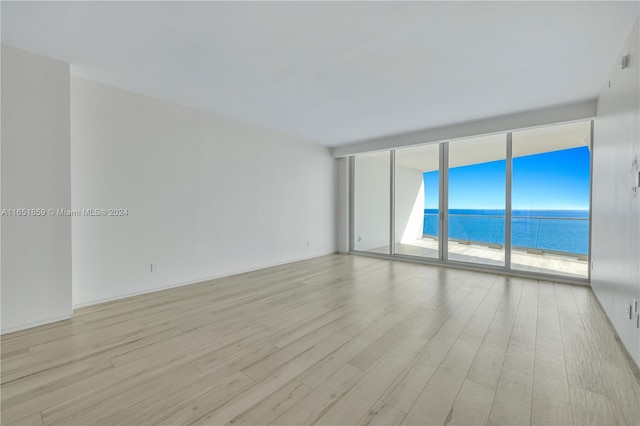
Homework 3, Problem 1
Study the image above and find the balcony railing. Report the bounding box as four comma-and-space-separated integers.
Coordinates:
423, 213, 589, 257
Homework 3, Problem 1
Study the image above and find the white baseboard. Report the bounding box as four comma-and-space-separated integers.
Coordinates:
73, 250, 339, 310
1, 314, 73, 335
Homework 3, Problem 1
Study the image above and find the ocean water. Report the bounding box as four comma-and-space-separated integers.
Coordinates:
423, 209, 589, 255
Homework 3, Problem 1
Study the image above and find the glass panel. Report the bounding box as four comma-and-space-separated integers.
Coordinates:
353, 151, 390, 254
394, 143, 440, 258
448, 134, 506, 266
511, 122, 590, 278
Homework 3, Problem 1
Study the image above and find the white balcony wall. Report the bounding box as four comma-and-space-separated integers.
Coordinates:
395, 167, 425, 244
353, 153, 424, 251
353, 155, 390, 251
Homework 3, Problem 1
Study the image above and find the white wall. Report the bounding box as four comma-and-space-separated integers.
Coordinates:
71, 77, 336, 306
1, 45, 72, 333
592, 18, 640, 366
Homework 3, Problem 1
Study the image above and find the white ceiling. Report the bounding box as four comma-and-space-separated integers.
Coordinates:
2, 1, 637, 147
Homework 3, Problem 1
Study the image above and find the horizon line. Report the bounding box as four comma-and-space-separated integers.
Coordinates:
424, 208, 590, 211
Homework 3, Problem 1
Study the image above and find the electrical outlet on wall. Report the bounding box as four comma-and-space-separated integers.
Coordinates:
151, 263, 158, 272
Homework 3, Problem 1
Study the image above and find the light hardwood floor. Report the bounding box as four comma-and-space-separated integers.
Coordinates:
1, 254, 638, 426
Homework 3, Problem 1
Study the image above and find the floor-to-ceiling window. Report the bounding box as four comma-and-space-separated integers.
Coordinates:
447, 135, 506, 267
349, 120, 592, 282
511, 122, 591, 279
353, 151, 391, 254
393, 143, 440, 259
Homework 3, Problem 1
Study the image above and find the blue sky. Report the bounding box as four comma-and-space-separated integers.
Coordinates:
423, 146, 591, 210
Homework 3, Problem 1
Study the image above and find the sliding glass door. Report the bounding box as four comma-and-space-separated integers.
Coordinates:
353, 152, 391, 254
394, 143, 440, 259
350, 121, 591, 281
511, 122, 591, 279
447, 135, 506, 267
